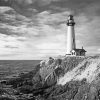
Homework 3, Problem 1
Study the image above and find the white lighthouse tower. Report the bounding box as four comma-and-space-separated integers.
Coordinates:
66, 15, 76, 55
66, 15, 86, 56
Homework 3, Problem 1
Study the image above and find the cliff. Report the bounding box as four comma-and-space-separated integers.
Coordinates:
35, 55, 100, 100
1, 55, 100, 100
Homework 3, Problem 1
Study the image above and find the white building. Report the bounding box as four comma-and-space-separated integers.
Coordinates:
66, 15, 86, 56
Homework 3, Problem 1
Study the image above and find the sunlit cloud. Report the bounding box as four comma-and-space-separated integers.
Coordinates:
0, 0, 100, 59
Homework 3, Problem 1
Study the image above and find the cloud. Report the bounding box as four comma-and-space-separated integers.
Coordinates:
0, 0, 100, 18
0, 0, 100, 59
0, 0, 61, 17
5, 45, 19, 49
0, 8, 68, 59
76, 15, 100, 46
37, 11, 70, 26
0, 0, 60, 6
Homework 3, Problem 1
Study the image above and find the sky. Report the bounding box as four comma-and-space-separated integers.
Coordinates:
0, 0, 100, 60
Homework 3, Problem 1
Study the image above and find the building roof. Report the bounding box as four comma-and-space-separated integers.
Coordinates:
72, 49, 87, 52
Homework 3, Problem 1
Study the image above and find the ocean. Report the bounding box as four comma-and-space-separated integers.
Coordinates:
0, 60, 41, 80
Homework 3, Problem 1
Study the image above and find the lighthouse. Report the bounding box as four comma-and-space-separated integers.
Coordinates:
66, 15, 76, 55
66, 15, 86, 56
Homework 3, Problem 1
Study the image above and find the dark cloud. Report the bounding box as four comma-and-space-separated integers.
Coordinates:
0, 0, 60, 16
0, 0, 100, 17
82, 2, 100, 17
0, 28, 23, 36
0, 0, 60, 7
51, 0, 100, 16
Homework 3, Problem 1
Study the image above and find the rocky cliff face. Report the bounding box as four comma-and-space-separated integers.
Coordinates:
58, 56, 100, 85
39, 56, 85, 86
39, 56, 100, 86
1, 56, 100, 100
36, 56, 100, 100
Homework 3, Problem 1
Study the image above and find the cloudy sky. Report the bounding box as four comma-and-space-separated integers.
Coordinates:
0, 0, 100, 60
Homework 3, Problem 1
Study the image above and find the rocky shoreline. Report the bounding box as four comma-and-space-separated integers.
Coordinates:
0, 56, 100, 100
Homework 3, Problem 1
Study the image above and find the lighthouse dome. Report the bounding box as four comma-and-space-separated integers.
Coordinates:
68, 15, 73, 20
